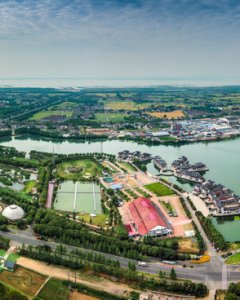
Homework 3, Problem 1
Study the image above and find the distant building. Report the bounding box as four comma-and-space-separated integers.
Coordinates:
126, 197, 172, 237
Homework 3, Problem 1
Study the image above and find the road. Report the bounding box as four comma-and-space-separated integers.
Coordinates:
1, 229, 239, 290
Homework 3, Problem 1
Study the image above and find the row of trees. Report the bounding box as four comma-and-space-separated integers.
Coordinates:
33, 209, 188, 260
20, 245, 208, 297
196, 211, 228, 251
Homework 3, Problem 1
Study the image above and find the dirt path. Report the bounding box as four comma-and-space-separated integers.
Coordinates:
17, 257, 134, 297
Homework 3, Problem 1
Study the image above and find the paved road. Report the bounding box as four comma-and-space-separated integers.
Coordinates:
1, 229, 239, 290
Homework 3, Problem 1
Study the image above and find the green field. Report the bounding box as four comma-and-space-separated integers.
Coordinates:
24, 180, 36, 194
7, 253, 20, 263
226, 252, 240, 264
95, 113, 108, 122
0, 249, 6, 256
38, 278, 70, 300
30, 110, 72, 121
108, 113, 127, 123
119, 162, 136, 172
57, 159, 103, 180
144, 182, 175, 196
95, 112, 127, 123
80, 213, 108, 227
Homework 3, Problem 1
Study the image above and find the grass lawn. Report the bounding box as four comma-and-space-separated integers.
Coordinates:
79, 213, 108, 227
0, 266, 47, 297
145, 182, 175, 196
57, 159, 103, 180
119, 162, 136, 172
38, 278, 70, 300
0, 249, 6, 256
24, 180, 36, 194
226, 252, 240, 264
7, 253, 20, 263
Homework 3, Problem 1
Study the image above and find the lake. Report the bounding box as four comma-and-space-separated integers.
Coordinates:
1, 136, 240, 241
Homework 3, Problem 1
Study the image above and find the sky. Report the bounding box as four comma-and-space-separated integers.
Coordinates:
0, 0, 240, 82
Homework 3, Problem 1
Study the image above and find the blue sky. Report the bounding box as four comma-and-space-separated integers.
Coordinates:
0, 0, 239, 81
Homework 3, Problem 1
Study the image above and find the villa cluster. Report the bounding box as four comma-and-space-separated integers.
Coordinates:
194, 180, 240, 215
118, 150, 152, 162
171, 156, 208, 183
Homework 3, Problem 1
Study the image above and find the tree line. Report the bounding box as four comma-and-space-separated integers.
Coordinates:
33, 209, 188, 261
20, 245, 208, 298
196, 211, 228, 251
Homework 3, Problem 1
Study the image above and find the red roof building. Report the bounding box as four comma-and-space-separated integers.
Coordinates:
127, 197, 172, 237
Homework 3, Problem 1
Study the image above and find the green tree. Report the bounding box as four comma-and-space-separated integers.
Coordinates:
170, 267, 177, 280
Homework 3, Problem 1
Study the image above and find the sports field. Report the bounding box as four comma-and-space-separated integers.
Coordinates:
54, 181, 102, 214
0, 266, 47, 296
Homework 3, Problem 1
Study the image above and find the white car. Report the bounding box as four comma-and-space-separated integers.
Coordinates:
138, 261, 148, 267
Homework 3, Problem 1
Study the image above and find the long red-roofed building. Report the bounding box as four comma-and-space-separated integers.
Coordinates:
126, 197, 172, 237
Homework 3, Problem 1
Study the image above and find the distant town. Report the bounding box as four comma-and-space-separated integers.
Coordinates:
1, 86, 240, 145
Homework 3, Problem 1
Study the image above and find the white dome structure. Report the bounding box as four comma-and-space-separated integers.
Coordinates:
2, 205, 25, 221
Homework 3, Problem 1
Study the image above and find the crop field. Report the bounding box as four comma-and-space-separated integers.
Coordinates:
95, 112, 127, 123
95, 113, 108, 122
30, 110, 72, 121
57, 159, 102, 180
148, 110, 185, 119
105, 101, 152, 111
108, 113, 127, 123
0, 266, 47, 296
38, 278, 70, 300
144, 182, 175, 196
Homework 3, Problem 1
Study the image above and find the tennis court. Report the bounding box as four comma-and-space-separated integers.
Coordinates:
54, 181, 102, 214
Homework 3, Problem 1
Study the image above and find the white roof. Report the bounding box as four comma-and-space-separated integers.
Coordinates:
2, 204, 25, 221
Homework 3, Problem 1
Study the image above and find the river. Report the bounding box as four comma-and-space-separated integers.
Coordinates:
0, 136, 240, 241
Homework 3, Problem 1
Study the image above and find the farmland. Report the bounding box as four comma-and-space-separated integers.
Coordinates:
0, 266, 47, 296
38, 278, 70, 300
148, 110, 185, 119
105, 100, 152, 111
30, 110, 72, 121
95, 112, 127, 123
